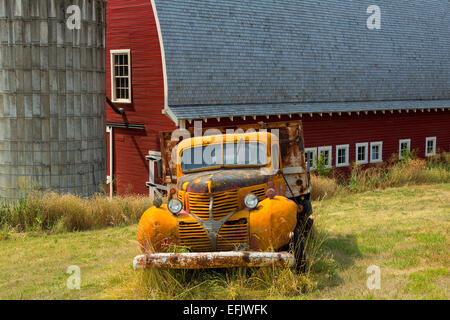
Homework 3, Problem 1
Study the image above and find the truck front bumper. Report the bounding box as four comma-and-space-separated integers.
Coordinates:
133, 251, 294, 270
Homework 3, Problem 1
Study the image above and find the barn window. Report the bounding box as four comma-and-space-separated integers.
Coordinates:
336, 145, 349, 167
399, 139, 411, 160
425, 137, 436, 157
370, 142, 383, 163
305, 148, 317, 171
318, 146, 332, 169
356, 143, 369, 164
110, 49, 131, 103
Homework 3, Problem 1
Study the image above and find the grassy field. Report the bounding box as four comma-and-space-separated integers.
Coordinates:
0, 183, 448, 300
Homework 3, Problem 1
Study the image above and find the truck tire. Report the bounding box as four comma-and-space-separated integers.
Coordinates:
292, 216, 314, 273
292, 227, 306, 273
297, 199, 313, 236
299, 199, 312, 219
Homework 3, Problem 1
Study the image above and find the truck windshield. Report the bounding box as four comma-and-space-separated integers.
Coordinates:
181, 142, 267, 172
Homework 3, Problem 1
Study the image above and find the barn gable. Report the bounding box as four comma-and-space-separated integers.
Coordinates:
153, 0, 450, 123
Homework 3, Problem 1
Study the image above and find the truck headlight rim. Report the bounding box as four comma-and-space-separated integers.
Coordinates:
168, 198, 183, 215
244, 193, 259, 209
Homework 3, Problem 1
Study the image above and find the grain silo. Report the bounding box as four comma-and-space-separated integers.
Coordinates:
0, 0, 107, 200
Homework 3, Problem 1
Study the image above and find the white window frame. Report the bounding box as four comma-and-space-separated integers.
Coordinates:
399, 139, 411, 160
110, 49, 132, 103
355, 142, 369, 165
305, 147, 317, 171
425, 137, 437, 157
336, 144, 350, 168
318, 146, 333, 169
370, 142, 383, 163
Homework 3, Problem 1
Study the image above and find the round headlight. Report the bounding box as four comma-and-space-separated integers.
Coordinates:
244, 193, 259, 209
168, 199, 183, 215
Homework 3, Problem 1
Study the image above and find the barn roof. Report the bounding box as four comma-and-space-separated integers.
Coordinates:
153, 0, 450, 123
168, 100, 450, 121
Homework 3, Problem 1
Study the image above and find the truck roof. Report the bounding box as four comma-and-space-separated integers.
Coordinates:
176, 131, 277, 153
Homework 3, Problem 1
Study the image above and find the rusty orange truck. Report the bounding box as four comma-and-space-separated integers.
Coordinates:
134, 121, 313, 271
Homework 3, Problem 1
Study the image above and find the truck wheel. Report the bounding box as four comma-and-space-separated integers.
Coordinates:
299, 199, 312, 219
289, 227, 306, 273
298, 199, 313, 237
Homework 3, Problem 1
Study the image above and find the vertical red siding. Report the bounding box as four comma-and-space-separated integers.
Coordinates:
106, 0, 175, 195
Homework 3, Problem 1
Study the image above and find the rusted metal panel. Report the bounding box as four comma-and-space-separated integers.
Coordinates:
133, 251, 294, 270
160, 131, 179, 184
178, 169, 270, 194
277, 123, 309, 198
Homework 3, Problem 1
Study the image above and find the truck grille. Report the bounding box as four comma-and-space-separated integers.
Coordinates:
178, 217, 249, 252
178, 220, 212, 252
251, 186, 267, 201
188, 190, 239, 221
217, 218, 249, 251
177, 186, 265, 252
178, 190, 185, 205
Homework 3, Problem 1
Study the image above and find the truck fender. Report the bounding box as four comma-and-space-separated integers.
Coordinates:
249, 196, 298, 251
137, 205, 178, 253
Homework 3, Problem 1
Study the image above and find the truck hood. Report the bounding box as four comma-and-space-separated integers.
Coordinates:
178, 169, 270, 194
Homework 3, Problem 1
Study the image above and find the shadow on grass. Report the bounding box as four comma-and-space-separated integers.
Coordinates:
309, 231, 362, 290
324, 233, 362, 267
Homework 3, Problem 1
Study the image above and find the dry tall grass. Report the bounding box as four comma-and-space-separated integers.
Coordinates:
310, 175, 343, 201
311, 153, 450, 197
0, 192, 153, 233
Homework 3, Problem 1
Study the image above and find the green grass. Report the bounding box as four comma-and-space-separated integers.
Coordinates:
0, 184, 448, 300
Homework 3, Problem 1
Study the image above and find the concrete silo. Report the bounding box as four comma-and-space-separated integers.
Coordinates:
0, 0, 107, 200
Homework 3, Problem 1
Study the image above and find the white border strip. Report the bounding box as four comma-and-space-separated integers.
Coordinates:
150, 0, 177, 124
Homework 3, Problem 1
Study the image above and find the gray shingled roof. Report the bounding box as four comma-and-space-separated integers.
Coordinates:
169, 100, 450, 121
154, 0, 450, 122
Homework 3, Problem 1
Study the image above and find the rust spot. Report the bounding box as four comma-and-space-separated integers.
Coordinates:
178, 169, 270, 194
137, 252, 294, 269
250, 234, 259, 250
169, 255, 179, 264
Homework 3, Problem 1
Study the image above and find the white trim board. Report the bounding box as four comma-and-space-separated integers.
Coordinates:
110, 49, 132, 104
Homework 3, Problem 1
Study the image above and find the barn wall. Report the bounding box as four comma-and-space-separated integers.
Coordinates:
302, 110, 450, 165
106, 0, 175, 195
195, 110, 450, 169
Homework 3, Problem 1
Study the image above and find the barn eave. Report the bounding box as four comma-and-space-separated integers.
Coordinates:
165, 100, 450, 124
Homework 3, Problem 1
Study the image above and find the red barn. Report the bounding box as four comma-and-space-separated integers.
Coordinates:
106, 0, 450, 196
